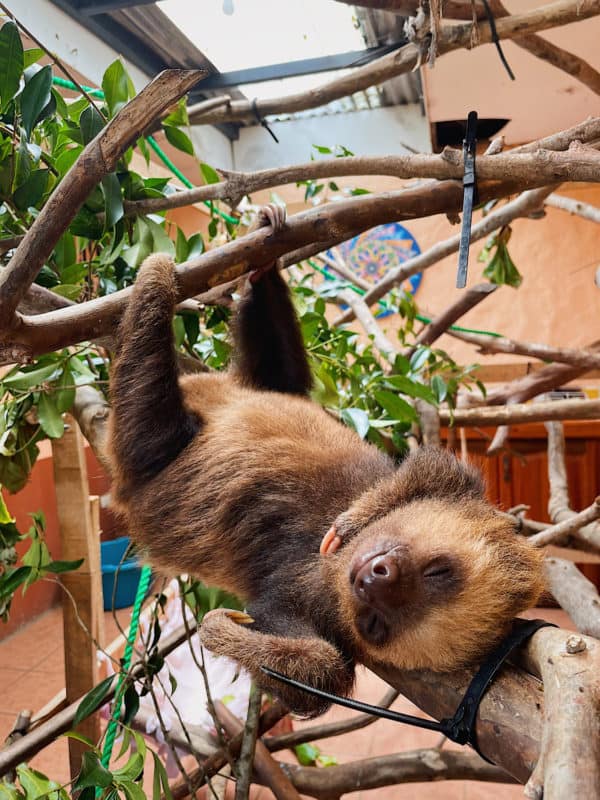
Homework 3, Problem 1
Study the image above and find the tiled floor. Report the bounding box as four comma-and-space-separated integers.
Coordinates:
0, 606, 571, 799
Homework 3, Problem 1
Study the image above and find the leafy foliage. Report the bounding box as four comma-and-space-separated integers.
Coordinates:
479, 226, 522, 288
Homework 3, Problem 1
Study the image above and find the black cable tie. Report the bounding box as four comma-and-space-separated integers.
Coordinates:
262, 618, 556, 764
456, 110, 479, 289
480, 0, 516, 81
251, 98, 279, 144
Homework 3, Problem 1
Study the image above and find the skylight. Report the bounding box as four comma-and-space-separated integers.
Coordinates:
161, 0, 366, 95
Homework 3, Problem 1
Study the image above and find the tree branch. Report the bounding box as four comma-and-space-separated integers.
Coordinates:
0, 69, 205, 331
440, 398, 600, 427
334, 184, 556, 326
122, 144, 600, 215
543, 557, 600, 638
546, 193, 600, 223
447, 328, 600, 370
488, 0, 600, 96
413, 283, 498, 350
529, 498, 600, 547
3, 174, 543, 360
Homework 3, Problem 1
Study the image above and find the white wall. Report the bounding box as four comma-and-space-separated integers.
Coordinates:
232, 104, 430, 171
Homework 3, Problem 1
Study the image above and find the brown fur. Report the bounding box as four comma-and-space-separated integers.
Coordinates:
108, 215, 544, 717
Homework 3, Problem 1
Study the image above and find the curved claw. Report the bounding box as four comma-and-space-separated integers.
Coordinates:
320, 524, 343, 556
203, 608, 254, 625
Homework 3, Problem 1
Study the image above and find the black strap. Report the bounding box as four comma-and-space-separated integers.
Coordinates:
456, 110, 479, 289
251, 99, 279, 144
262, 618, 555, 764
480, 0, 516, 81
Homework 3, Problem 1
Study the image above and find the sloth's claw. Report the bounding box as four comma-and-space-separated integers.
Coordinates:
320, 524, 343, 556
203, 608, 254, 625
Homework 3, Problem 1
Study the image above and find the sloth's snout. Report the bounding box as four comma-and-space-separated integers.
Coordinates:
351, 548, 413, 612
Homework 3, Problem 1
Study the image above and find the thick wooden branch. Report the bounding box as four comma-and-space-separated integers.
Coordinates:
3, 175, 541, 360
123, 143, 600, 215
440, 398, 600, 427
186, 0, 600, 126
448, 328, 600, 369
519, 628, 600, 799
546, 193, 600, 223
334, 184, 556, 326
0, 69, 205, 331
335, 0, 488, 19
543, 557, 600, 638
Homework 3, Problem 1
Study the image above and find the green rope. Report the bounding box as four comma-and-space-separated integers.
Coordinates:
50, 76, 238, 225
99, 563, 152, 778
308, 259, 503, 338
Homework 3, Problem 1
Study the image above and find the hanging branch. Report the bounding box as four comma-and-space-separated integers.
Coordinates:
185, 0, 600, 126
0, 69, 205, 331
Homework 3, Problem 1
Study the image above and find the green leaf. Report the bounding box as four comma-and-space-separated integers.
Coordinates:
52, 284, 82, 301
112, 750, 144, 782
23, 47, 44, 69
0, 489, 14, 525
384, 375, 436, 404
37, 392, 64, 438
430, 375, 447, 403
0, 22, 23, 113
0, 566, 32, 597
374, 390, 418, 422
45, 557, 84, 573
200, 162, 220, 184
122, 683, 140, 725
312, 144, 332, 154
54, 364, 76, 414
3, 363, 60, 391
73, 674, 115, 727
144, 217, 175, 257
163, 125, 194, 155
13, 168, 49, 211
102, 59, 132, 116
73, 751, 113, 791
20, 65, 52, 138
295, 742, 320, 766
120, 781, 147, 800
80, 106, 105, 145
16, 765, 66, 799
341, 407, 370, 439
101, 172, 124, 229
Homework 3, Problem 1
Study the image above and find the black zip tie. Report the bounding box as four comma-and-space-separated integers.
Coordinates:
262, 618, 555, 764
456, 110, 479, 289
251, 98, 279, 144
480, 0, 516, 81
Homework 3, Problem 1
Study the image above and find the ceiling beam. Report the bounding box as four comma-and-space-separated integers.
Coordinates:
78, 0, 157, 15
201, 43, 406, 89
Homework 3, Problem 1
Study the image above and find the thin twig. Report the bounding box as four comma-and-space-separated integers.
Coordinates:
529, 498, 600, 547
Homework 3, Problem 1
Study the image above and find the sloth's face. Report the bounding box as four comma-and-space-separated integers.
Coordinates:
328, 498, 544, 671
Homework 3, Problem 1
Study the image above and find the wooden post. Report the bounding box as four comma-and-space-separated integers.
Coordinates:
52, 416, 104, 778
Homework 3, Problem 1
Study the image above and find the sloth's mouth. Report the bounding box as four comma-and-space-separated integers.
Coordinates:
355, 606, 390, 646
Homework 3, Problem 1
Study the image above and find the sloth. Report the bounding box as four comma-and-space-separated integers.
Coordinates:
108, 205, 544, 716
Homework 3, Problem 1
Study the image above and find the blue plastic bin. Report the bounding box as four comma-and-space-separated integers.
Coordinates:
101, 536, 142, 610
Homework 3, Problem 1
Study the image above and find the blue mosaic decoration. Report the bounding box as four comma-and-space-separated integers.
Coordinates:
327, 223, 421, 316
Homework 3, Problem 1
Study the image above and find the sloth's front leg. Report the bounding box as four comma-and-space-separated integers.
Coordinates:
200, 608, 354, 718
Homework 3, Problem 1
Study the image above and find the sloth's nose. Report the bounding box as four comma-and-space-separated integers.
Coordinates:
352, 551, 407, 610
